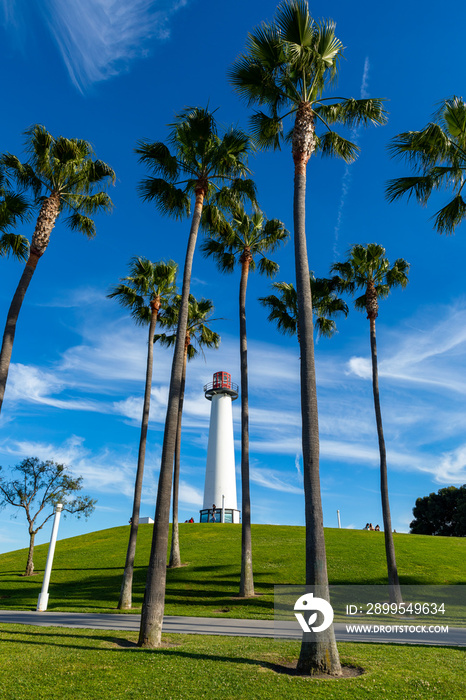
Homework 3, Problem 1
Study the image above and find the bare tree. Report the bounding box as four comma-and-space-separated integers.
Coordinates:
0, 457, 96, 575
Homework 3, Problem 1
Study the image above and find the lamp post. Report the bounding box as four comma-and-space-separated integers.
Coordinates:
36, 503, 63, 612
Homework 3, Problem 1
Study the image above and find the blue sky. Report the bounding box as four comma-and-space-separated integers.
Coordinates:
1, 0, 466, 555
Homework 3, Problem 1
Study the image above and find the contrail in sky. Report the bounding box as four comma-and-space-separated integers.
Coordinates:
332, 57, 370, 259
1, 0, 188, 93
295, 453, 302, 482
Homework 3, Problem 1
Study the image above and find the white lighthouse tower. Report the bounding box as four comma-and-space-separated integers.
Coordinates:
200, 371, 240, 524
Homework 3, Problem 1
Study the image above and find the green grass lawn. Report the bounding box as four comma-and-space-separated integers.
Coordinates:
0, 624, 464, 700
0, 524, 464, 617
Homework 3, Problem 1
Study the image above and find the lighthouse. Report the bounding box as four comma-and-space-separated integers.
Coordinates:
200, 371, 240, 524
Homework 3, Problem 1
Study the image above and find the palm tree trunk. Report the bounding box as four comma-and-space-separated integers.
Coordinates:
169, 342, 189, 568
0, 252, 40, 412
369, 316, 402, 604
239, 254, 254, 597
0, 193, 60, 414
118, 302, 159, 609
25, 531, 35, 576
293, 147, 341, 675
138, 189, 204, 648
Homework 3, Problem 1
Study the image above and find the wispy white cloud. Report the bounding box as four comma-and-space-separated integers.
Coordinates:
4, 290, 466, 506
179, 480, 203, 506
346, 301, 466, 395
250, 466, 303, 495
45, 0, 189, 91
2, 0, 188, 92
418, 443, 466, 484
37, 286, 107, 309
0, 434, 161, 500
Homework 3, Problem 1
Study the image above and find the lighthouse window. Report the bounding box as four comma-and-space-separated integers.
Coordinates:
213, 371, 231, 389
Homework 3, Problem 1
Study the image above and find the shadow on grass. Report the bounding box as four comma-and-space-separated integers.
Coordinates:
0, 627, 367, 677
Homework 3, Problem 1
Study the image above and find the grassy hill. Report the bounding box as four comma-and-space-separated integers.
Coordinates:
0, 524, 464, 617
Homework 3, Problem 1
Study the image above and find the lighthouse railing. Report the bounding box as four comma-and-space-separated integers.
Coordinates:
203, 380, 239, 394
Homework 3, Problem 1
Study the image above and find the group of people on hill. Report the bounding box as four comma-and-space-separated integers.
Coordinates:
364, 522, 380, 531
184, 517, 195, 523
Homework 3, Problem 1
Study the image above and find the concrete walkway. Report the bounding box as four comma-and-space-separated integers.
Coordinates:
0, 610, 464, 646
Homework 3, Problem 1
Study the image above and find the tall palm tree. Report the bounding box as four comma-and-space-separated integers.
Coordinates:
331, 243, 409, 604
155, 294, 220, 568
202, 204, 288, 597
229, 0, 386, 674
136, 107, 255, 648
108, 257, 178, 610
259, 274, 348, 342
0, 125, 115, 413
0, 168, 30, 262
386, 96, 466, 234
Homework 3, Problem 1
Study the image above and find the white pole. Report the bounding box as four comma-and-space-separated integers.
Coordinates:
37, 503, 63, 612
337, 509, 341, 529
221, 494, 225, 523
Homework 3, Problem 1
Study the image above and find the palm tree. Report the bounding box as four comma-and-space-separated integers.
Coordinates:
229, 0, 386, 675
386, 96, 466, 234
108, 257, 178, 610
155, 294, 220, 568
0, 168, 30, 262
202, 204, 288, 597
0, 125, 115, 413
136, 107, 255, 648
259, 274, 348, 343
331, 243, 409, 604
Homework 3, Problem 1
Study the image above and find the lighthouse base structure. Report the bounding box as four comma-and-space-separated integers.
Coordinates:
201, 389, 240, 524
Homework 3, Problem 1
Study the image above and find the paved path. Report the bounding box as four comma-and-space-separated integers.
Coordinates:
0, 610, 464, 646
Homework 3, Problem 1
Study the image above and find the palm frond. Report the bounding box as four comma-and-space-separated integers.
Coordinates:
316, 98, 388, 127
52, 136, 93, 164
0, 233, 29, 261
135, 141, 179, 180
0, 155, 43, 197
154, 332, 176, 347
109, 258, 178, 327
249, 111, 284, 150
386, 258, 410, 287
315, 317, 337, 338
64, 212, 96, 238
225, 178, 258, 207
315, 20, 343, 72
259, 283, 298, 336
229, 23, 286, 108
214, 128, 252, 175
432, 194, 466, 234
63, 191, 113, 215
333, 244, 409, 314
0, 191, 31, 229
24, 125, 53, 174
201, 238, 236, 273
137, 178, 190, 219
385, 175, 434, 204
257, 256, 279, 278
86, 159, 116, 186
276, 0, 313, 43
387, 124, 453, 167
201, 205, 233, 239
440, 96, 466, 142
354, 293, 367, 311
317, 131, 359, 162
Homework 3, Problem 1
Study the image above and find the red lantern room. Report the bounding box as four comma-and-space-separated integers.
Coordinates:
213, 371, 231, 389
204, 371, 238, 401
